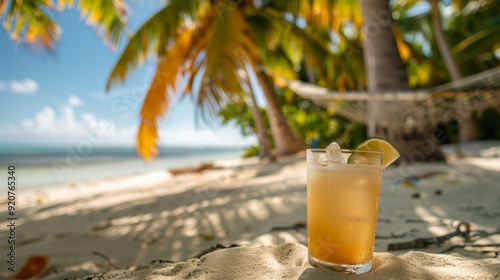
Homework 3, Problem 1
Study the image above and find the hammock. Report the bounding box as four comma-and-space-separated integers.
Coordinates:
288, 67, 500, 140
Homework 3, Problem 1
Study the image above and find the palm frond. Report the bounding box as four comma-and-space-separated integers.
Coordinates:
77, 0, 129, 48
56, 0, 76, 11
106, 0, 208, 91
452, 21, 500, 55
190, 3, 260, 120
0, 0, 8, 17
137, 120, 159, 161
394, 28, 412, 62
1, 0, 128, 50
268, 0, 362, 33
2, 0, 61, 49
248, 7, 364, 90
247, 11, 302, 79
137, 27, 196, 160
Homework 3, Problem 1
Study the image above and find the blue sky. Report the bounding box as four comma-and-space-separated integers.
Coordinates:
0, 2, 256, 148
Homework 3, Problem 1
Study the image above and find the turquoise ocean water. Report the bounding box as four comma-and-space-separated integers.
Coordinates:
0, 144, 244, 190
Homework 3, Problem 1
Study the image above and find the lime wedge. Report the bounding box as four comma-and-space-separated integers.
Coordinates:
349, 137, 400, 168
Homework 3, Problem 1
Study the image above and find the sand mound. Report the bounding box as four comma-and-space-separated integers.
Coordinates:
73, 243, 500, 280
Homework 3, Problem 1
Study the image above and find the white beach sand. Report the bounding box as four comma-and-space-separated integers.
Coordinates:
1, 142, 499, 279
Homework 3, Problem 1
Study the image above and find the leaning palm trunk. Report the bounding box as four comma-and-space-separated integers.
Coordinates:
430, 0, 476, 146
430, 0, 462, 81
256, 68, 304, 156
361, 0, 445, 162
248, 81, 274, 160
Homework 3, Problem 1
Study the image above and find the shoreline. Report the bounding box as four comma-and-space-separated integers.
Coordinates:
12, 155, 259, 209
10, 148, 245, 191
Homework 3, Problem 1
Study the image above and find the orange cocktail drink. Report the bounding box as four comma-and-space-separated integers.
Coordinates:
306, 148, 383, 274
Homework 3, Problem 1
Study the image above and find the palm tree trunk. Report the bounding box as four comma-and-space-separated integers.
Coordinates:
430, 0, 476, 148
361, 0, 409, 137
430, 0, 462, 81
256, 68, 304, 156
360, 0, 445, 162
248, 81, 274, 160
361, 0, 409, 91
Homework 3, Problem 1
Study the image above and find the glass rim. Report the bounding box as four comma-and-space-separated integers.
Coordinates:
307, 148, 384, 155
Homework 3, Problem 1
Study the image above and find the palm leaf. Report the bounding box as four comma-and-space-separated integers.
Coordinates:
247, 11, 302, 79
106, 0, 208, 91
190, 3, 260, 120
2, 0, 61, 49
451, 21, 500, 55
394, 28, 412, 62
0, 0, 8, 17
268, 0, 362, 33
56, 0, 128, 48
77, 0, 128, 48
1, 0, 127, 50
137, 27, 196, 160
137, 120, 159, 161
57, 0, 76, 11
249, 7, 363, 90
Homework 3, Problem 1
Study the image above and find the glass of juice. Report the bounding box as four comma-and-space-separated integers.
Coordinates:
306, 148, 383, 274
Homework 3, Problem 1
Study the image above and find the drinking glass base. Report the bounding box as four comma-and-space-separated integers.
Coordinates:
308, 254, 372, 275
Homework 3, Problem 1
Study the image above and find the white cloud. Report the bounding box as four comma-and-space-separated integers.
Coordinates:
68, 95, 83, 107
9, 79, 39, 95
0, 93, 256, 147
0, 95, 119, 143
14, 105, 100, 139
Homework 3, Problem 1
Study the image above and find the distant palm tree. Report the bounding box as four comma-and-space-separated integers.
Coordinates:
429, 0, 462, 81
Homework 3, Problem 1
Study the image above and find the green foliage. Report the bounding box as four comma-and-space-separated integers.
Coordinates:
219, 0, 500, 155
218, 85, 368, 156
278, 87, 367, 149
219, 102, 270, 137
218, 101, 274, 156
242, 145, 261, 158
393, 0, 500, 87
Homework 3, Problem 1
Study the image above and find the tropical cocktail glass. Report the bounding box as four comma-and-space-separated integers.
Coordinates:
306, 149, 383, 274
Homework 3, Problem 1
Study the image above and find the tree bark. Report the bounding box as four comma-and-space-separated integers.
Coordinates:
360, 0, 445, 162
256, 68, 304, 156
361, 0, 409, 91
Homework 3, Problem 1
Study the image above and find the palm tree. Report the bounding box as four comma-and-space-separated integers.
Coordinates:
393, 0, 500, 82
359, 0, 410, 91
245, 73, 274, 160
359, 0, 444, 161
275, 0, 446, 161
105, 0, 314, 160
430, 0, 500, 145
107, 0, 365, 160
394, 0, 500, 146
